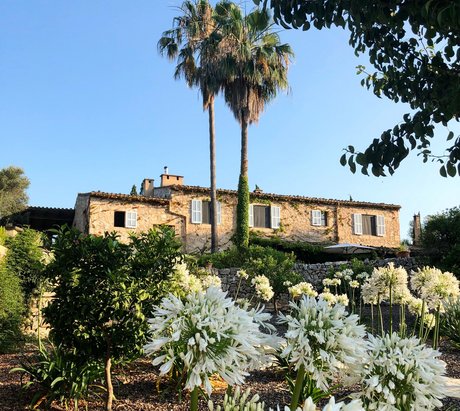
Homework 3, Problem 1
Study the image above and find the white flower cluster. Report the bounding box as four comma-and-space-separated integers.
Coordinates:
361, 263, 410, 304
335, 269, 354, 281
288, 397, 364, 411
251, 275, 274, 301
279, 296, 367, 391
349, 280, 360, 289
209, 392, 364, 411
411, 266, 460, 310
144, 287, 279, 395
201, 273, 222, 290
237, 269, 249, 280
359, 333, 446, 410
323, 278, 341, 287
288, 281, 318, 299
318, 289, 349, 307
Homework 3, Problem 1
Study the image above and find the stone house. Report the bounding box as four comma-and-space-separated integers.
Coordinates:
73, 171, 401, 252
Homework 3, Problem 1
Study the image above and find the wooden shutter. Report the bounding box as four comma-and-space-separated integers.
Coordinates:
353, 214, 363, 235
271, 206, 280, 229
311, 210, 321, 226
191, 199, 202, 224
125, 211, 137, 228
249, 204, 254, 227
377, 215, 385, 236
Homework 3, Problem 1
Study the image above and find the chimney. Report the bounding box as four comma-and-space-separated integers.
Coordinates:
412, 212, 422, 245
141, 178, 155, 197
160, 167, 184, 187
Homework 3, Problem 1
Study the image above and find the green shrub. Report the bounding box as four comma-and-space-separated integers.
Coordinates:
235, 175, 250, 251
43, 226, 181, 409
441, 297, 460, 349
12, 342, 105, 410
197, 246, 245, 269
244, 245, 301, 311
5, 228, 46, 303
249, 234, 338, 263
0, 261, 25, 352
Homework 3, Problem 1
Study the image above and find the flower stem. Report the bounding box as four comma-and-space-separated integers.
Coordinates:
190, 387, 199, 411
389, 285, 393, 335
290, 364, 305, 411
419, 300, 426, 340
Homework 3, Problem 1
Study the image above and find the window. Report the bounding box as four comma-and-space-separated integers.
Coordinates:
249, 205, 280, 229
353, 213, 384, 236
113, 211, 137, 228
311, 210, 327, 226
191, 199, 221, 224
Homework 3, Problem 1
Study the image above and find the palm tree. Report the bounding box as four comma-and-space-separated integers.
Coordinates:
158, 0, 221, 252
215, 3, 293, 250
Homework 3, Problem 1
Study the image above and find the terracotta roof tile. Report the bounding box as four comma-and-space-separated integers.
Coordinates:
86, 191, 170, 205
161, 185, 401, 210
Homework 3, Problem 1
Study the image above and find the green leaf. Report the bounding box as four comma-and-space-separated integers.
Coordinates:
340, 153, 347, 166
447, 131, 454, 141
348, 156, 356, 173
446, 162, 456, 177
440, 166, 447, 177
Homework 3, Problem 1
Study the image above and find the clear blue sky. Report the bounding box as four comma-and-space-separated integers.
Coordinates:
1, 1, 459, 241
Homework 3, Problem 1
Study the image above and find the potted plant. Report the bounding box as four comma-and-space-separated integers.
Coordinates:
396, 243, 410, 258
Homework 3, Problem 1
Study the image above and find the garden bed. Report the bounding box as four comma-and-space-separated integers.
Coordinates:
1, 338, 459, 411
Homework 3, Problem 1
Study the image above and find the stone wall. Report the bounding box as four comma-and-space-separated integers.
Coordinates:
214, 257, 420, 298
294, 257, 419, 289
161, 188, 400, 253
74, 195, 186, 243
337, 205, 400, 248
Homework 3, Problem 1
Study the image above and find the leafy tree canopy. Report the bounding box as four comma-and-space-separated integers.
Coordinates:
421, 206, 460, 278
258, 0, 460, 177
0, 166, 30, 220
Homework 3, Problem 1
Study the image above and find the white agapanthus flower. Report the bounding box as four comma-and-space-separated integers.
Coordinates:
278, 296, 367, 391
410, 266, 438, 295
289, 282, 318, 299
362, 263, 410, 303
252, 275, 274, 301
201, 274, 222, 290
237, 269, 249, 280
358, 333, 446, 410
144, 287, 279, 395
274, 396, 365, 411
420, 269, 460, 310
323, 278, 341, 287
349, 280, 360, 289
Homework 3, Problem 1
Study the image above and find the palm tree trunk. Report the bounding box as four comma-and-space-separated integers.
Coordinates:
209, 95, 219, 253
236, 110, 250, 250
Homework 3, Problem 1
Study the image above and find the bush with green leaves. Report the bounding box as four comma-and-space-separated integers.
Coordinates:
0, 260, 25, 352
43, 226, 182, 410
244, 245, 300, 311
4, 227, 47, 303
441, 297, 460, 349
197, 246, 245, 269
12, 341, 105, 410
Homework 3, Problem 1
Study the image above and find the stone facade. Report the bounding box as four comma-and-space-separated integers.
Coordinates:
73, 180, 401, 252
154, 185, 401, 253
73, 192, 185, 243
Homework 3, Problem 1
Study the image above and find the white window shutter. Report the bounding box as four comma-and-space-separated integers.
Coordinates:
249, 204, 254, 227
377, 215, 385, 236
311, 210, 321, 226
217, 201, 222, 225
125, 211, 137, 228
353, 213, 363, 235
271, 206, 281, 229
191, 199, 202, 224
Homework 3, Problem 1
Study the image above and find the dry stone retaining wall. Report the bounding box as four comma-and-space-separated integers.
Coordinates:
215, 257, 420, 298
